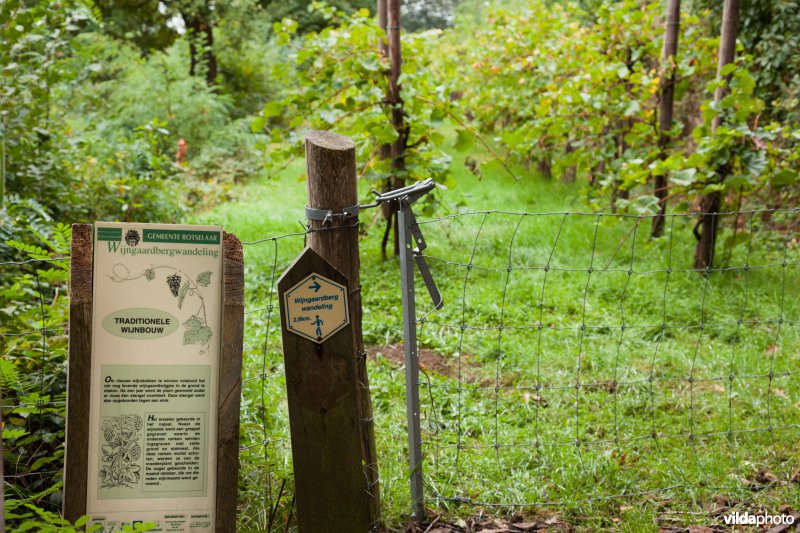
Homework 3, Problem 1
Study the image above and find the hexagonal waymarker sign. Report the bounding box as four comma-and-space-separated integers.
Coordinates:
284, 272, 350, 343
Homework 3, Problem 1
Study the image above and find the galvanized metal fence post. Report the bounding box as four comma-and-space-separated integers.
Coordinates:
398, 201, 425, 521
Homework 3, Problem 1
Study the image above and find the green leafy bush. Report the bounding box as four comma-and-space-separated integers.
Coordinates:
2, 224, 70, 525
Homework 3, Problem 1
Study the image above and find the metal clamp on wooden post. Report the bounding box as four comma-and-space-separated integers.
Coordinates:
388, 179, 442, 310
305, 204, 361, 224
304, 178, 443, 311
304, 179, 442, 310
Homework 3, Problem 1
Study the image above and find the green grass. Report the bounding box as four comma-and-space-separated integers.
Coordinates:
191, 145, 800, 531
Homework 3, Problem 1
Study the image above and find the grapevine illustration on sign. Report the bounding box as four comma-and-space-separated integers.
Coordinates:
108, 263, 214, 355
99, 414, 143, 489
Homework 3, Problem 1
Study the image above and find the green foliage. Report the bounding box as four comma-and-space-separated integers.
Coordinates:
0, 0, 97, 216
1, 3, 191, 225
2, 223, 70, 525
675, 61, 800, 199
254, 2, 492, 193
695, 0, 800, 123
449, 1, 706, 209
440, 0, 799, 214
261, 0, 374, 34
402, 0, 460, 32
66, 32, 232, 152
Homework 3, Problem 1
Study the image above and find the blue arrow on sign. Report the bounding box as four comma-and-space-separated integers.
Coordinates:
309, 281, 321, 292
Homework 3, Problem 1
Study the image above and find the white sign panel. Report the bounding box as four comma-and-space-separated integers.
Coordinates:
87, 222, 222, 532
283, 272, 349, 343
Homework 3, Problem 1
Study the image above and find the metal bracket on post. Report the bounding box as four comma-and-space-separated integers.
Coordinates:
394, 178, 442, 522
378, 178, 443, 311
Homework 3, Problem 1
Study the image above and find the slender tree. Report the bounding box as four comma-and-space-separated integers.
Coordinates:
693, 0, 739, 269
652, 0, 681, 238
377, 0, 395, 258
380, 0, 407, 257
182, 9, 218, 85
377, 0, 388, 56
94, 0, 220, 85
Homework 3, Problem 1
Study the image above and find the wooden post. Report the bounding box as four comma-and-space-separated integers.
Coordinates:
64, 224, 93, 522
216, 233, 244, 532
303, 130, 380, 527
652, 0, 681, 238
279, 249, 371, 532
694, 0, 739, 269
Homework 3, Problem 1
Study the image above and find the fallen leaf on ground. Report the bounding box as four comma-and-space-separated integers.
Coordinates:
755, 469, 779, 484
765, 344, 779, 357
510, 522, 539, 531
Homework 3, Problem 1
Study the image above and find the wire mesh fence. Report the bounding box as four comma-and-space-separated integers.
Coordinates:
2, 207, 799, 527
409, 208, 800, 511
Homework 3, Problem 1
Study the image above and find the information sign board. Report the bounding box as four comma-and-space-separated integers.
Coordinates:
86, 222, 223, 532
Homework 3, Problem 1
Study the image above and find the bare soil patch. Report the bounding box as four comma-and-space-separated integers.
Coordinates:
367, 344, 475, 380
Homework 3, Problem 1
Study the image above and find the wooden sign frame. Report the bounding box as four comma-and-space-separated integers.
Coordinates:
64, 224, 243, 532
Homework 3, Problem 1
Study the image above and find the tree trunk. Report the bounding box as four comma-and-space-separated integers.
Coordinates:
693, 189, 722, 269
614, 47, 635, 211
183, 13, 217, 85
563, 140, 576, 183
387, 0, 406, 257
535, 138, 552, 179
711, 0, 739, 133
377, 0, 395, 258
652, 0, 681, 238
377, 0, 388, 56
693, 0, 739, 269
537, 157, 552, 179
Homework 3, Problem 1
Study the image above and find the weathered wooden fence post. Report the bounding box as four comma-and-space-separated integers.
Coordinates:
216, 233, 245, 532
278, 130, 380, 531
306, 131, 380, 524
64, 224, 93, 521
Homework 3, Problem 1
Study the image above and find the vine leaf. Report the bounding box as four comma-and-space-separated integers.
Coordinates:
196, 271, 212, 287
184, 316, 204, 329
183, 319, 211, 345
177, 282, 190, 309
144, 268, 156, 281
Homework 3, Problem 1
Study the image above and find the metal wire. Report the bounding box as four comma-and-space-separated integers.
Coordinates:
411, 208, 800, 508
4, 207, 799, 519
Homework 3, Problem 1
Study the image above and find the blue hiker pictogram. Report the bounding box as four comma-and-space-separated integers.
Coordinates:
314, 315, 324, 337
